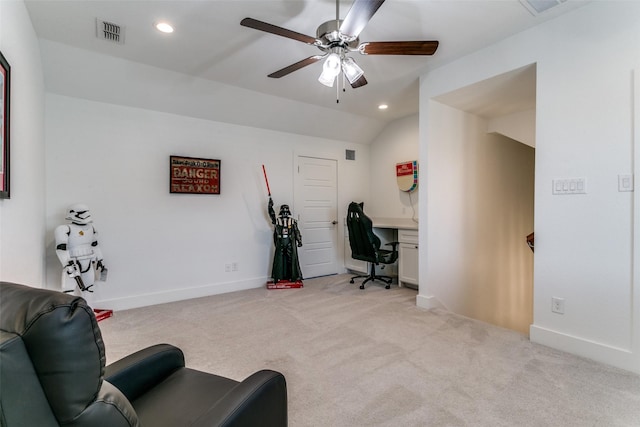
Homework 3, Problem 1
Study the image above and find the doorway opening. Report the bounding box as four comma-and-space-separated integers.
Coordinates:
431, 64, 536, 335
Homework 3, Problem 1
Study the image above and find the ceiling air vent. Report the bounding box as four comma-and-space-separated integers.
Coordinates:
519, 0, 568, 16
96, 18, 125, 44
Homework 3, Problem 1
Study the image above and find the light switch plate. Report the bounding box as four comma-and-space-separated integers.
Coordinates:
618, 174, 634, 192
552, 178, 586, 195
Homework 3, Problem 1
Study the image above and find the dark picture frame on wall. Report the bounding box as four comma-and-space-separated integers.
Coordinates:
0, 51, 10, 199
170, 155, 221, 195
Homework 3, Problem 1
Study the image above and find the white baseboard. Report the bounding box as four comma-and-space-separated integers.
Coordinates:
530, 325, 639, 374
416, 294, 446, 310
91, 277, 268, 311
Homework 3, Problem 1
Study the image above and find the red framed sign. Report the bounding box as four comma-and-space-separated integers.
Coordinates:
170, 156, 220, 194
396, 160, 418, 192
0, 50, 10, 199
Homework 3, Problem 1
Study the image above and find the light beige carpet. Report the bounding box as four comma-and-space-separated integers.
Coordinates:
99, 274, 640, 426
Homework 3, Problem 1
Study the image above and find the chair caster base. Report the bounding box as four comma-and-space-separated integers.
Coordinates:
385, 285, 390, 289
359, 284, 365, 290
350, 279, 355, 284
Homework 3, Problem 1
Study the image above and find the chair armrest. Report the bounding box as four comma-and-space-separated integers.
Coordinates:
104, 344, 185, 401
379, 242, 400, 256
73, 381, 140, 427
192, 370, 287, 427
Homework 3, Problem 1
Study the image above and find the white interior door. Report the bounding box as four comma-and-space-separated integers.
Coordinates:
294, 156, 339, 278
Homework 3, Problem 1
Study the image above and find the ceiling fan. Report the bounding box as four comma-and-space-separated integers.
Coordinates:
240, 0, 439, 96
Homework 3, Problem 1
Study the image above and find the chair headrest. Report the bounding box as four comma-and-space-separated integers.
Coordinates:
0, 282, 105, 423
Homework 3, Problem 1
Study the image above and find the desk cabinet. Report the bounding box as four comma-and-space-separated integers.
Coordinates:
398, 229, 419, 288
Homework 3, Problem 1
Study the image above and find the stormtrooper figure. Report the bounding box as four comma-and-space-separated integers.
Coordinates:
268, 197, 303, 283
55, 204, 107, 294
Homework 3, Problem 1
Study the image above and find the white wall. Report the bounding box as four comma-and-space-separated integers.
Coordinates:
38, 40, 385, 146
368, 114, 420, 220
44, 94, 369, 309
0, 0, 46, 285
419, 2, 640, 373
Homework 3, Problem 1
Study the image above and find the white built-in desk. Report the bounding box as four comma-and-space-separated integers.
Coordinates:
372, 217, 418, 231
372, 218, 419, 288
344, 217, 419, 289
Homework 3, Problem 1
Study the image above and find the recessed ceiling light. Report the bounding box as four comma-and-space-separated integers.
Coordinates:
155, 22, 174, 33
378, 104, 388, 110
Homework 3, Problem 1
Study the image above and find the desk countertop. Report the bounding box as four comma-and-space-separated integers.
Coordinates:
371, 217, 419, 230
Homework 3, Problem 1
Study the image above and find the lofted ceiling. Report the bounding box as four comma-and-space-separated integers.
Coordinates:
24, 0, 586, 143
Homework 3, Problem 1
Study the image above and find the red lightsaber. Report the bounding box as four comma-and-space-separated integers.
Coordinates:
262, 164, 271, 197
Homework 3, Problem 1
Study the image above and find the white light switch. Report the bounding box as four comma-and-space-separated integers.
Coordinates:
552, 178, 587, 195
618, 174, 634, 192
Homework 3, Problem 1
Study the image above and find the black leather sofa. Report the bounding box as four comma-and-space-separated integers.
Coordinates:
0, 281, 287, 426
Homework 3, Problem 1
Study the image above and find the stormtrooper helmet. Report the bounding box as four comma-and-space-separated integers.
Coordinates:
279, 204, 292, 217
66, 203, 93, 225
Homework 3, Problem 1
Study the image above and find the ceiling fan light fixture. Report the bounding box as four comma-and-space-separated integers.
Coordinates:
318, 53, 341, 87
318, 71, 336, 87
241, 0, 439, 94
342, 56, 364, 84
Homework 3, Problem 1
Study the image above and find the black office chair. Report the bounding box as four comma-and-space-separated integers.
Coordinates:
346, 202, 398, 289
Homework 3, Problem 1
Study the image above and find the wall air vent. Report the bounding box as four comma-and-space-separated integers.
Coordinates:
345, 150, 356, 161
519, 0, 568, 16
96, 18, 125, 44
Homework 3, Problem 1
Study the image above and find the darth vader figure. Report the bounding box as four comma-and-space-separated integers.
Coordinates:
268, 197, 303, 283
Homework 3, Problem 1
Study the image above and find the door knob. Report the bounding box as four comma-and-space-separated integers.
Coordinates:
332, 220, 338, 225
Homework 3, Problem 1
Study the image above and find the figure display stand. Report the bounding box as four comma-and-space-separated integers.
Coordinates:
54, 204, 112, 320
263, 165, 304, 289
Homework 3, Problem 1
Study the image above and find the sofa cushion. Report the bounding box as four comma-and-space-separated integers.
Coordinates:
131, 368, 238, 426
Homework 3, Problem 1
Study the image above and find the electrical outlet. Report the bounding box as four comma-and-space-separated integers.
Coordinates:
551, 297, 565, 314
232, 262, 238, 272
224, 264, 231, 273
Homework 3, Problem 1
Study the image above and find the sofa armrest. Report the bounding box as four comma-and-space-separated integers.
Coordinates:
192, 369, 287, 427
105, 344, 185, 401
72, 381, 140, 427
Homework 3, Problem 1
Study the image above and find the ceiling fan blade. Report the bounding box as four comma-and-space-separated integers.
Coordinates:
339, 0, 385, 39
241, 17, 318, 45
359, 41, 439, 55
268, 55, 325, 78
349, 75, 368, 89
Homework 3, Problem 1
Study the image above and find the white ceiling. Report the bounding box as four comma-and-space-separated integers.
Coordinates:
435, 63, 537, 119
24, 0, 585, 143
